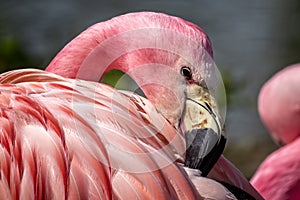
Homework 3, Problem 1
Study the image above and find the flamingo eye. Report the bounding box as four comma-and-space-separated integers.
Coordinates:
180, 66, 192, 80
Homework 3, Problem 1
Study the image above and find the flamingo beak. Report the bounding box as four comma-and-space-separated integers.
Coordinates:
181, 83, 226, 177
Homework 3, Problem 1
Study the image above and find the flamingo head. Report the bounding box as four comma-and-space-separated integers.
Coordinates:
46, 12, 226, 176
258, 64, 300, 145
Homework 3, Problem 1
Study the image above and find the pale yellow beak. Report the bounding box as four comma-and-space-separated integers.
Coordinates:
181, 84, 226, 176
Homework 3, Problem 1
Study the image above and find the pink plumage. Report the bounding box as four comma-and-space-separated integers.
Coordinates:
251, 138, 300, 200
251, 63, 300, 199
46, 12, 213, 80
0, 69, 199, 199
0, 12, 263, 199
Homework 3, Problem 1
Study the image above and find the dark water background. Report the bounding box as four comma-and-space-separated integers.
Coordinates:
1, 0, 299, 177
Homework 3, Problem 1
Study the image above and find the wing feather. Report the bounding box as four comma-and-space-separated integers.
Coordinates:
0, 69, 200, 199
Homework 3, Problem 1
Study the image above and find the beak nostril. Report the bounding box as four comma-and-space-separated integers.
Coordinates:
204, 102, 213, 115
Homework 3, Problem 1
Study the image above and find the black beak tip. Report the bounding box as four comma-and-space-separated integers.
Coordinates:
184, 128, 226, 177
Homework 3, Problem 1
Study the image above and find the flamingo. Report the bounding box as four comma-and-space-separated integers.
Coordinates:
251, 63, 300, 199
0, 12, 262, 199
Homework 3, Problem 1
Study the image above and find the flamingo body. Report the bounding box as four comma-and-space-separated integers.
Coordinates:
251, 137, 300, 200
0, 69, 201, 199
0, 12, 263, 199
251, 64, 300, 199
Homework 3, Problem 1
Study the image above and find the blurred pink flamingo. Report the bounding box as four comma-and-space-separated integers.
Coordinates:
251, 64, 300, 200
0, 12, 262, 199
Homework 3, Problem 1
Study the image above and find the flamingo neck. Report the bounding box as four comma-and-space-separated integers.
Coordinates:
45, 12, 213, 124
258, 64, 300, 145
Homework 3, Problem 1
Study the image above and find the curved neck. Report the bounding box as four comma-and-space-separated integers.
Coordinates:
46, 12, 212, 79
46, 12, 213, 124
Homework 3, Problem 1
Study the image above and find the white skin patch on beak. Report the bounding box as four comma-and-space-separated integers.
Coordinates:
181, 84, 222, 135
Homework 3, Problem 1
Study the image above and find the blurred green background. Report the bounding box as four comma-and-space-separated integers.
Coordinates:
1, 0, 299, 178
